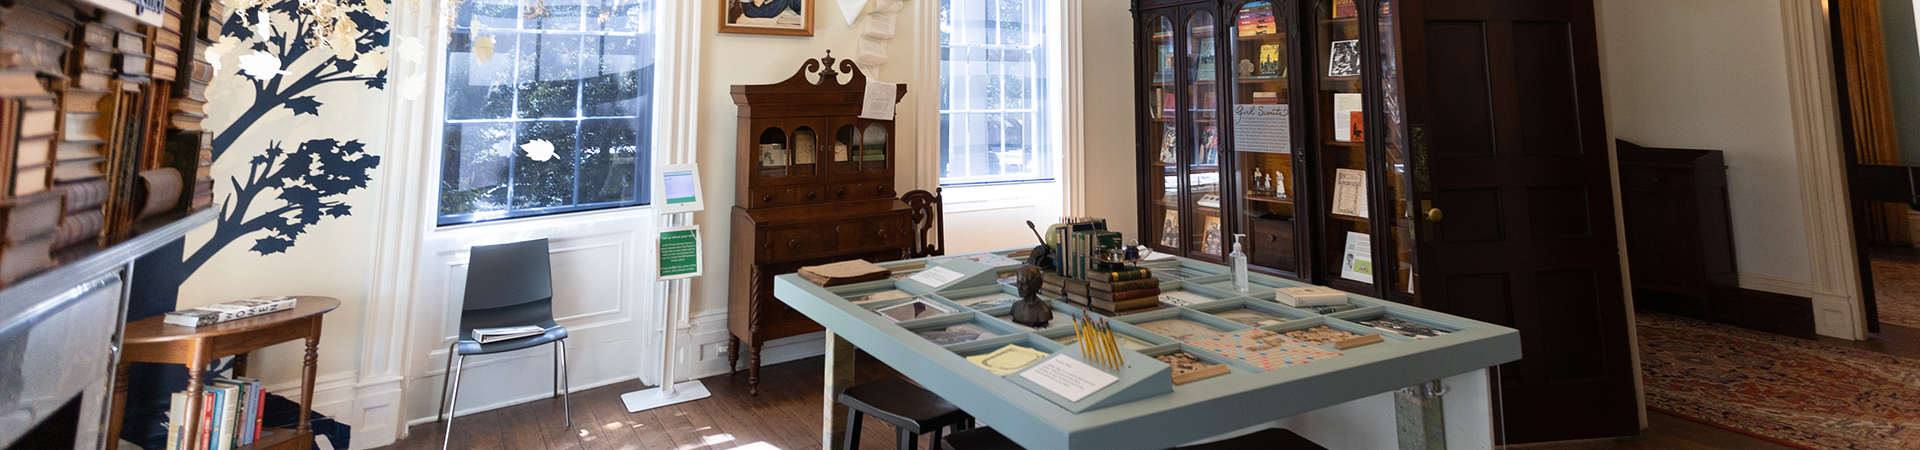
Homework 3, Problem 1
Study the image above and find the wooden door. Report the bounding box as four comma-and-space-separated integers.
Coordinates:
1392, 0, 1640, 442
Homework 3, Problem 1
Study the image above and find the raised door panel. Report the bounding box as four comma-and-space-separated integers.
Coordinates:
1399, 0, 1638, 441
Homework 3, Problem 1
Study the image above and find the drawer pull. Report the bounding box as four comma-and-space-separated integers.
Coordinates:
1651, 176, 1663, 183
837, 189, 846, 197
806, 191, 817, 199
1268, 235, 1277, 242
877, 228, 886, 238
876, 185, 885, 194
787, 240, 798, 250
762, 195, 773, 203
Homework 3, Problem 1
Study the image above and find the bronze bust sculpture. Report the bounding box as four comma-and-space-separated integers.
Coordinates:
1010, 264, 1053, 327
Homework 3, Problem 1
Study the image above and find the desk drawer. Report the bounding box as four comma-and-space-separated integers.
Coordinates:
1250, 217, 1296, 272
766, 224, 838, 261
839, 214, 909, 252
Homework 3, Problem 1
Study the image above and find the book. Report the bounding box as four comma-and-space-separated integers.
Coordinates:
1201, 216, 1224, 254
1275, 286, 1349, 307
0, 231, 54, 282
1349, 110, 1365, 142
197, 390, 213, 450
1089, 277, 1159, 292
52, 157, 106, 182
53, 209, 102, 248
162, 296, 299, 327
1159, 209, 1180, 248
1257, 44, 1281, 76
472, 325, 546, 343
1334, 0, 1358, 18
139, 168, 184, 217
1087, 268, 1153, 283
14, 163, 49, 196
1235, 3, 1276, 37
1333, 93, 1363, 142
166, 391, 187, 450
0, 70, 47, 96
18, 107, 56, 139
0, 189, 62, 243
208, 381, 240, 450
0, 28, 71, 75
1250, 91, 1278, 104
16, 136, 54, 170
209, 378, 256, 447
797, 259, 889, 286
1091, 295, 1163, 312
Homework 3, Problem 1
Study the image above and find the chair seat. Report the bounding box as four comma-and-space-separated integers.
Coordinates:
941, 427, 1023, 450
838, 378, 969, 434
1171, 428, 1326, 450
455, 325, 568, 355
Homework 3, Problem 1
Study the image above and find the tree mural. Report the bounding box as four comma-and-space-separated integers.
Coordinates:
176, 0, 389, 280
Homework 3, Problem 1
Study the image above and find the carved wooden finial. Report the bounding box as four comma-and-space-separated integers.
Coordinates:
819, 50, 840, 80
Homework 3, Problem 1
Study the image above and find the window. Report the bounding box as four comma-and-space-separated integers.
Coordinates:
436, 0, 657, 225
939, 0, 1051, 186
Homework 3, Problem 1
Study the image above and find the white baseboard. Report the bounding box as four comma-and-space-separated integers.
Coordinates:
678, 310, 826, 381
1737, 273, 1815, 298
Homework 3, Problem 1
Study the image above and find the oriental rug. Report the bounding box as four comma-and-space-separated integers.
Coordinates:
1869, 246, 1920, 329
1638, 312, 1920, 450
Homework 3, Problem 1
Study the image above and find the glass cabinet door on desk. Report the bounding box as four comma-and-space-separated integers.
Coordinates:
1227, 0, 1304, 277
1144, 15, 1180, 253
1186, 9, 1225, 260
1314, 0, 1378, 297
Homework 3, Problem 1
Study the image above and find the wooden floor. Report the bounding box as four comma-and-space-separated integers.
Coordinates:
377, 354, 1794, 450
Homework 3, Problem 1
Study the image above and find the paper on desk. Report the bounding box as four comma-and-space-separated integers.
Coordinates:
861, 79, 898, 120
1018, 355, 1119, 402
908, 266, 966, 289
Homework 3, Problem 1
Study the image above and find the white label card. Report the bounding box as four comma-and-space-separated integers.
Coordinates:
860, 80, 898, 120
908, 266, 966, 288
1018, 355, 1119, 403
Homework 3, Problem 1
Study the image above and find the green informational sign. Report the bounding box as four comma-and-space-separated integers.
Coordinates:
659, 226, 703, 280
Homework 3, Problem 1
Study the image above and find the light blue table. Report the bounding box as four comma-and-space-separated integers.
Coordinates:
774, 253, 1522, 450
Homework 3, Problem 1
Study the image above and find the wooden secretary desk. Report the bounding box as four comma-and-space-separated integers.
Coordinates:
727, 52, 913, 394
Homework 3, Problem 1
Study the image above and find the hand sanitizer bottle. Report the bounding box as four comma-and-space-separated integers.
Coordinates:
1230, 234, 1250, 293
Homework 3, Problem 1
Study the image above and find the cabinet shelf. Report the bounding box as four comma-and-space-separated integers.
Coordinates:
1237, 33, 1285, 41
1244, 195, 1294, 205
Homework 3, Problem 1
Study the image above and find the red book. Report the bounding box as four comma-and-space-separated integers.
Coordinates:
199, 391, 213, 450
1349, 111, 1365, 142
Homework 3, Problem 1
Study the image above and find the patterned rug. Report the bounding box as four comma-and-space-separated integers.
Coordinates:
1638, 312, 1920, 450
1869, 246, 1920, 329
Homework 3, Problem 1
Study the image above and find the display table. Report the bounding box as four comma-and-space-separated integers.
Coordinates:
773, 252, 1521, 450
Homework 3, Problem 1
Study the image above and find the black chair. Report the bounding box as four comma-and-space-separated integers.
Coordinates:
438, 238, 572, 450
942, 427, 1326, 450
839, 377, 974, 450
1171, 428, 1327, 450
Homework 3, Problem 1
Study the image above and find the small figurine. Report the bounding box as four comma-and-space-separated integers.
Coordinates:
1238, 59, 1256, 78
1010, 264, 1054, 327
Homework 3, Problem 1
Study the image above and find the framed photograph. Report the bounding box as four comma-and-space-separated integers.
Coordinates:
720, 0, 814, 36
1160, 210, 1180, 247
1201, 216, 1224, 254
1328, 39, 1362, 77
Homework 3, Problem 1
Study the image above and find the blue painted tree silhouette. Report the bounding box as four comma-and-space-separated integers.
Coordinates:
175, 0, 388, 280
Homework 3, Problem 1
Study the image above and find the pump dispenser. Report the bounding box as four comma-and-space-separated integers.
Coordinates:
1230, 233, 1249, 293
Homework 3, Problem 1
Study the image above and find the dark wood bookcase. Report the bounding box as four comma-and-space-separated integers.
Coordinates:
1132, 0, 1644, 441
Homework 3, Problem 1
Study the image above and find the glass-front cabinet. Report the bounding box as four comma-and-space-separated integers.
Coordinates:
1135, 0, 1418, 303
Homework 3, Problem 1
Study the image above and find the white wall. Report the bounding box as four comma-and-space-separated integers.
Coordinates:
1080, 0, 1142, 239
1596, 0, 1815, 294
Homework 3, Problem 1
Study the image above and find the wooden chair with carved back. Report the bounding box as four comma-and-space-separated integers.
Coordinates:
901, 188, 944, 258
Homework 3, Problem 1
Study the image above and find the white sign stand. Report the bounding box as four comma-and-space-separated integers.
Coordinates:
622, 187, 711, 412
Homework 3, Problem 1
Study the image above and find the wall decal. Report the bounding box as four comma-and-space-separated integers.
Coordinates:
172, 0, 389, 282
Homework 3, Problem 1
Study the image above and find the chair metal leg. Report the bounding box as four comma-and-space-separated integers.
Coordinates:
558, 339, 572, 428
842, 410, 863, 450
897, 426, 917, 450
553, 342, 561, 398
437, 343, 457, 423
441, 355, 467, 450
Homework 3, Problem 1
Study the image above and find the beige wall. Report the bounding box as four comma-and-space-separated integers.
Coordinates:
1080, 0, 1143, 239
690, 0, 929, 314
1597, 0, 1814, 291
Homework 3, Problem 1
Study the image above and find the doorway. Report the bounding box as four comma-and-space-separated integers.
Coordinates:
1831, 0, 1920, 337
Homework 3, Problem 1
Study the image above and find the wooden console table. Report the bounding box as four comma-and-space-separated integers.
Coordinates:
108, 296, 339, 450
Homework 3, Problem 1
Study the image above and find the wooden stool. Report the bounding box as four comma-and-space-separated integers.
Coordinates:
838, 378, 973, 450
1171, 428, 1327, 450
941, 427, 1023, 450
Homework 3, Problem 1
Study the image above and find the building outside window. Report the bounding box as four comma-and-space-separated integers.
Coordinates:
940, 0, 1051, 186
436, 0, 657, 225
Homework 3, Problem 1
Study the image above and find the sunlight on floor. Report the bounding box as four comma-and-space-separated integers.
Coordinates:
722, 442, 782, 450
702, 433, 736, 445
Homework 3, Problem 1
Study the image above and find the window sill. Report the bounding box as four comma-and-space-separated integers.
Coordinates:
941, 181, 1061, 214
431, 204, 656, 237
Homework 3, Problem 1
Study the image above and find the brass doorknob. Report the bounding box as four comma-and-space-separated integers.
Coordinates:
1426, 208, 1444, 222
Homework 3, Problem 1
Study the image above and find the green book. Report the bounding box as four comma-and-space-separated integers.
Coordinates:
1088, 268, 1154, 282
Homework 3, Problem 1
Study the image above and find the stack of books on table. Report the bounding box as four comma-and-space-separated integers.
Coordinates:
167, 377, 267, 450
162, 296, 298, 327
1085, 268, 1163, 316
1040, 271, 1084, 303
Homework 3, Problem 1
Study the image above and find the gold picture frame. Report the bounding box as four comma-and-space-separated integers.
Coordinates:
720, 0, 815, 37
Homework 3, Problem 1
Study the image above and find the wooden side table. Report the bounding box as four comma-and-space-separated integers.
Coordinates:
108, 296, 339, 450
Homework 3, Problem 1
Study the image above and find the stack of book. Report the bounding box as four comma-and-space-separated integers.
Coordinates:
0, 0, 79, 282
165, 0, 218, 211
162, 296, 298, 327
167, 377, 268, 450
1041, 271, 1088, 305
1085, 268, 1162, 316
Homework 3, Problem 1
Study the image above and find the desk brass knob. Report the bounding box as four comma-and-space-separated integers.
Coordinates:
1426, 208, 1444, 222
762, 195, 773, 203
787, 240, 797, 249
1268, 234, 1277, 242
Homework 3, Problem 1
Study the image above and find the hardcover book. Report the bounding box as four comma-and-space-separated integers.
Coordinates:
1235, 3, 1277, 37
1333, 0, 1358, 18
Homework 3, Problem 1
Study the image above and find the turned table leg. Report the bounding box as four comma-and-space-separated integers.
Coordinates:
748, 342, 763, 395
822, 331, 855, 450
107, 359, 130, 448
231, 352, 248, 378
182, 354, 207, 450
299, 317, 322, 435
727, 336, 741, 376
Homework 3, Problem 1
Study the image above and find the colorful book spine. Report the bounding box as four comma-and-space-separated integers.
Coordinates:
1089, 268, 1155, 282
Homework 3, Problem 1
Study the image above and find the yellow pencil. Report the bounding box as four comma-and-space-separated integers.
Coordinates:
1097, 320, 1114, 368
1103, 320, 1121, 368
1074, 315, 1089, 360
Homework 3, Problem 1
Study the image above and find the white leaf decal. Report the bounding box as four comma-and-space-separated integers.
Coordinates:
838, 0, 867, 25
400, 72, 426, 100
204, 48, 222, 73
237, 51, 288, 80
522, 139, 557, 162
254, 9, 272, 42
397, 36, 426, 64
473, 36, 496, 65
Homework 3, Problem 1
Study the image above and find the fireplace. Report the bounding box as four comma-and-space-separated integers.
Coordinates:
0, 276, 126, 449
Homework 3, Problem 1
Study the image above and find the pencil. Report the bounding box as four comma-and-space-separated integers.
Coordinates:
1102, 318, 1122, 369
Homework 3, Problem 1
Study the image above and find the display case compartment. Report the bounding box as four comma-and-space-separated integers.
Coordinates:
1186, 298, 1319, 327
1140, 343, 1261, 381
1156, 283, 1244, 309
1116, 307, 1252, 342
1194, 276, 1290, 295
992, 307, 1080, 332
942, 284, 1023, 313
949, 333, 1065, 360
1244, 288, 1382, 316
902, 312, 1030, 348
862, 294, 971, 323
1037, 318, 1178, 351
1327, 307, 1473, 341
1260, 316, 1399, 353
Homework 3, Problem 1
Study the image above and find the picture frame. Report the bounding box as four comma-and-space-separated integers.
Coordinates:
720, 0, 815, 37
1328, 39, 1362, 77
